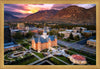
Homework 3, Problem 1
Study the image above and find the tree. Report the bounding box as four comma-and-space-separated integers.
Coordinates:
69, 33, 74, 40
60, 33, 64, 38
25, 31, 34, 38
66, 37, 70, 41
12, 32, 24, 39
74, 35, 80, 41
83, 33, 92, 38
38, 32, 42, 35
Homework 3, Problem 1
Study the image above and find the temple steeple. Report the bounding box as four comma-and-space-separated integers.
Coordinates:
32, 36, 35, 40
38, 36, 41, 43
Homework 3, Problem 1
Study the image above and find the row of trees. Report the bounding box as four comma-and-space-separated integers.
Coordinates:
12, 31, 35, 40
69, 33, 80, 41
48, 24, 96, 30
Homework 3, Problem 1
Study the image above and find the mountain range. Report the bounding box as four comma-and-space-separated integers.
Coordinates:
4, 6, 96, 25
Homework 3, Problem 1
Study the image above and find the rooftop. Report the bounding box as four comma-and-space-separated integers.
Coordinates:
88, 39, 96, 42
66, 30, 73, 32
32, 35, 56, 43
71, 54, 86, 61
83, 30, 91, 33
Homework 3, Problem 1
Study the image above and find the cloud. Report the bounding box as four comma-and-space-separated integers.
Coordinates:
72, 4, 96, 9
51, 4, 72, 10
51, 4, 96, 10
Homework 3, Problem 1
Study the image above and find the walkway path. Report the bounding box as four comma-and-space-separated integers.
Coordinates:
52, 56, 69, 65
36, 60, 54, 65
28, 54, 53, 65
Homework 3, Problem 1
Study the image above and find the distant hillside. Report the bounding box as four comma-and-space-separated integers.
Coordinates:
24, 10, 58, 21
50, 6, 96, 24
4, 11, 19, 22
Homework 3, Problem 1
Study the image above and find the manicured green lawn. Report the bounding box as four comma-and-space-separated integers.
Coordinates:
41, 49, 48, 52
34, 52, 45, 58
48, 57, 66, 65
68, 49, 96, 60
86, 58, 96, 65
21, 42, 30, 49
18, 56, 38, 65
55, 56, 72, 64
4, 55, 15, 61
24, 45, 30, 49
15, 39, 24, 44
65, 50, 74, 55
6, 55, 38, 65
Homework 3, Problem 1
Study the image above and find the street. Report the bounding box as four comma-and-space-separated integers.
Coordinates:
57, 36, 96, 54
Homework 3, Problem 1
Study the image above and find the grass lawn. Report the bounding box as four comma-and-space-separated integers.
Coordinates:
68, 49, 96, 60
86, 58, 96, 65
34, 52, 45, 58
18, 56, 38, 65
41, 49, 48, 52
55, 56, 72, 64
6, 55, 38, 65
15, 39, 24, 44
62, 39, 79, 43
24, 45, 30, 49
16, 47, 25, 51
4, 55, 15, 61
48, 57, 66, 65
65, 50, 74, 55
21, 42, 30, 49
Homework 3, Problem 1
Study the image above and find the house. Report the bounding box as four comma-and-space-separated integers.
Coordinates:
17, 23, 25, 30
87, 39, 96, 47
59, 29, 82, 38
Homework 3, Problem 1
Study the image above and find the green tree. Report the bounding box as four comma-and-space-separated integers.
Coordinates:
25, 31, 34, 38
69, 33, 74, 40
38, 32, 42, 35
60, 33, 64, 38
83, 33, 92, 38
13, 32, 24, 39
67, 37, 70, 42
74, 35, 80, 41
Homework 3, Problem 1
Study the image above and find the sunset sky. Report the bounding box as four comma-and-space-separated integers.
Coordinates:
4, 4, 96, 18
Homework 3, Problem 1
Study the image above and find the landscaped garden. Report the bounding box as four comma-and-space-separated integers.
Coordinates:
64, 50, 74, 55
34, 52, 45, 58
55, 55, 72, 64
48, 57, 66, 65
6, 55, 38, 65
86, 58, 96, 65
41, 49, 48, 52
21, 42, 31, 49
68, 48, 96, 60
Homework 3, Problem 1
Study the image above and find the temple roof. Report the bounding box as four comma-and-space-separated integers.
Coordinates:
34, 35, 55, 43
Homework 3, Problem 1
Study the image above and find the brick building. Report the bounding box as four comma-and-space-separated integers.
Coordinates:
87, 39, 96, 47
17, 23, 25, 30
31, 28, 57, 52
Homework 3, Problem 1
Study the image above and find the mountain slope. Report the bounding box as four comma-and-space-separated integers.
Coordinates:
24, 10, 58, 21
4, 11, 19, 21
50, 6, 96, 24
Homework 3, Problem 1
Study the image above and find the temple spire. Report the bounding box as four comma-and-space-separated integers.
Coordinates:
32, 36, 34, 40
38, 36, 41, 42
55, 35, 57, 39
